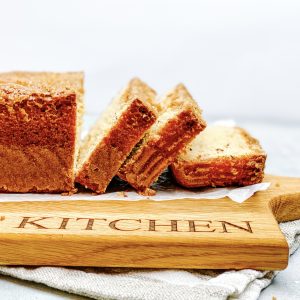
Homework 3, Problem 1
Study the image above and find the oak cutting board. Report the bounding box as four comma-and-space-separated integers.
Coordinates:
0, 174, 299, 270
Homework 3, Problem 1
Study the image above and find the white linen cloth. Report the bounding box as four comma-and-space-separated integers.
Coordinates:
0, 220, 299, 300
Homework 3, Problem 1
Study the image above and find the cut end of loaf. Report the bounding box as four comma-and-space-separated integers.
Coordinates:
0, 71, 84, 192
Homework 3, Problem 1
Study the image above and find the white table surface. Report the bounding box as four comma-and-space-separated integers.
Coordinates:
0, 118, 299, 300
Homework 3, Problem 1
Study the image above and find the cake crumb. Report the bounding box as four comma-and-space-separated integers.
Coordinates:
0, 216, 5, 221
117, 191, 128, 197
138, 188, 156, 196
275, 182, 280, 188
61, 188, 78, 196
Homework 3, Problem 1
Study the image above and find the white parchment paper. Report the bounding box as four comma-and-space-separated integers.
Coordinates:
0, 176, 270, 204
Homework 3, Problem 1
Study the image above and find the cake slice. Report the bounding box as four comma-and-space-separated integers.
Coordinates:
118, 83, 206, 195
0, 71, 84, 192
75, 78, 157, 193
171, 125, 267, 188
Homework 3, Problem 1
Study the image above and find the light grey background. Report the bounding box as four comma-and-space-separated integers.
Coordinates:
0, 0, 299, 299
1, 0, 300, 122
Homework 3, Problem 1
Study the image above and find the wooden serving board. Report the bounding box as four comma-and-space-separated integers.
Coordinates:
0, 174, 299, 270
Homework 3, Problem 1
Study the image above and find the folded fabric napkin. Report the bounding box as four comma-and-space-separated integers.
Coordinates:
0, 220, 299, 300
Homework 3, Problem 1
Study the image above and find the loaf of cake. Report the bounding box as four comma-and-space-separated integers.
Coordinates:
118, 83, 206, 195
171, 125, 267, 187
0, 71, 84, 192
75, 78, 157, 194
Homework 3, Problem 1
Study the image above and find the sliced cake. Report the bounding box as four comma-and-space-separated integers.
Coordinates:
118, 83, 206, 195
0, 71, 84, 192
75, 78, 157, 193
171, 125, 267, 187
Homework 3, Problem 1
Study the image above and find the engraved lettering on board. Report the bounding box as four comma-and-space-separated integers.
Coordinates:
9, 216, 254, 233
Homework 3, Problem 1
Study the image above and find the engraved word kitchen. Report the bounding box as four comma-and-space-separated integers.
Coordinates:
0, 216, 254, 234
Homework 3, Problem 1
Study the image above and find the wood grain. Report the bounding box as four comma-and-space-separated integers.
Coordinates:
0, 174, 299, 270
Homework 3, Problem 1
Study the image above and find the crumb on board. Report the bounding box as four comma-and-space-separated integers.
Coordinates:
117, 191, 128, 197
139, 188, 156, 196
61, 188, 78, 196
275, 182, 280, 188
0, 216, 5, 221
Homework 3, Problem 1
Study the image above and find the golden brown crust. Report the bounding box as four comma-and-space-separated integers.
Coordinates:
160, 83, 202, 116
123, 78, 157, 111
0, 72, 84, 103
75, 98, 157, 193
237, 127, 265, 154
171, 127, 267, 188
118, 84, 206, 195
0, 72, 83, 193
